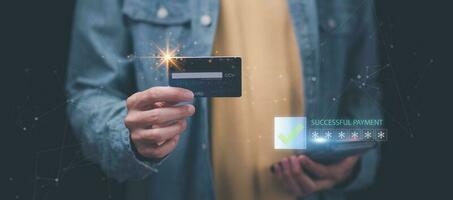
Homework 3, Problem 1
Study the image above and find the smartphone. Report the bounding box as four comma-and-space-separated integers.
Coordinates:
302, 140, 377, 164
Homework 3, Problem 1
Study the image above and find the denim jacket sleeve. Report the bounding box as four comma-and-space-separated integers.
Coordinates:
66, 0, 159, 182
338, 0, 381, 192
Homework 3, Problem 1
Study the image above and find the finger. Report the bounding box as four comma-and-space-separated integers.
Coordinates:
147, 104, 195, 125
273, 163, 284, 180
136, 120, 187, 144
274, 162, 292, 193
141, 135, 180, 159
152, 120, 178, 128
281, 158, 303, 196
314, 179, 335, 191
299, 155, 330, 179
336, 155, 360, 169
290, 156, 316, 194
273, 163, 292, 193
128, 87, 194, 110
289, 156, 302, 175
153, 101, 177, 108
125, 104, 195, 127
328, 155, 361, 182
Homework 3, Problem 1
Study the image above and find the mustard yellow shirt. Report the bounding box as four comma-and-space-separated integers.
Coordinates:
211, 0, 305, 199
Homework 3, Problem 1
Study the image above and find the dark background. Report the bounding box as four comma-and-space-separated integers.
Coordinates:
1, 0, 451, 199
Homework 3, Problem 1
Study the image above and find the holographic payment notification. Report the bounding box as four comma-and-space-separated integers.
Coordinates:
274, 117, 307, 149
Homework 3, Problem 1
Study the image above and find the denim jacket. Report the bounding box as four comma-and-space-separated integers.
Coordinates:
66, 0, 381, 199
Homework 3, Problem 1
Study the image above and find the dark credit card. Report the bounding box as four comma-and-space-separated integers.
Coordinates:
168, 57, 242, 97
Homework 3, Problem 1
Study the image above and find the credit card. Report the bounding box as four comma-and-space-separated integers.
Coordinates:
168, 57, 242, 97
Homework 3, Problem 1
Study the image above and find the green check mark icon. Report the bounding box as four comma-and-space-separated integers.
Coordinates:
278, 124, 304, 145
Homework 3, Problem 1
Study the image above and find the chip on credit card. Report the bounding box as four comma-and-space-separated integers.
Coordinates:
168, 57, 242, 97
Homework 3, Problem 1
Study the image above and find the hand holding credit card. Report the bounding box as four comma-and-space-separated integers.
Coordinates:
168, 57, 242, 97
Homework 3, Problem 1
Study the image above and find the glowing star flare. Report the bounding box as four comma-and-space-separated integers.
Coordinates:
156, 41, 180, 71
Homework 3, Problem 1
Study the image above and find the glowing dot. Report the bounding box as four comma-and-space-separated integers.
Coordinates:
9, 177, 13, 181
332, 97, 336, 101
34, 117, 39, 121
417, 113, 421, 117
22, 127, 27, 131
357, 75, 361, 79
54, 178, 59, 182
362, 82, 366, 86
390, 44, 394, 48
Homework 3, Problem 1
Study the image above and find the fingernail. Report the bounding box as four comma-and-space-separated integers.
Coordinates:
184, 90, 194, 99
187, 105, 195, 114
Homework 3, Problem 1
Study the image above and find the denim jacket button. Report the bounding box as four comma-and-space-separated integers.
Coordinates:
200, 15, 212, 27
328, 18, 337, 28
157, 7, 169, 19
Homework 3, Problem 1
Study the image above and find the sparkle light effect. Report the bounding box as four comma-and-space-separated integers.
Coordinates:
133, 39, 182, 72
156, 39, 180, 70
